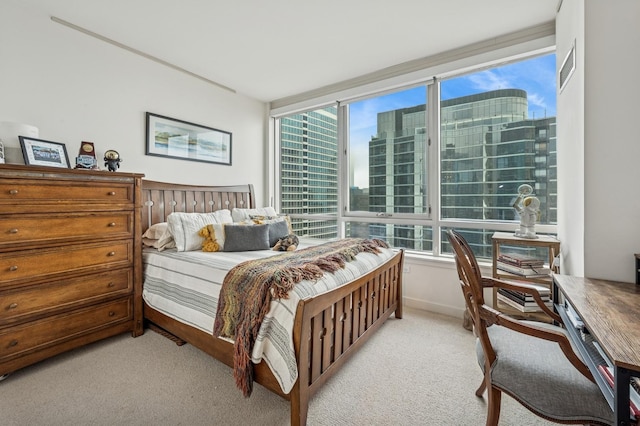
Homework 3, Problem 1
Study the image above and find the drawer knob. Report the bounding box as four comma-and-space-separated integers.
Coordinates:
107, 282, 115, 288
107, 251, 116, 256
108, 311, 115, 317
107, 191, 116, 196
9, 340, 18, 347
8, 265, 18, 272
8, 228, 19, 234
108, 222, 116, 227
8, 303, 18, 310
9, 189, 18, 195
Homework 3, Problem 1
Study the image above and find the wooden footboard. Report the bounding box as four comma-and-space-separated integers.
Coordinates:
290, 249, 404, 425
144, 249, 403, 426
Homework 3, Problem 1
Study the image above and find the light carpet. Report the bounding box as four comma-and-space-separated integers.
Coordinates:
0, 308, 556, 425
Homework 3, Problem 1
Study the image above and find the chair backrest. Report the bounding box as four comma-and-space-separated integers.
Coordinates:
446, 229, 497, 364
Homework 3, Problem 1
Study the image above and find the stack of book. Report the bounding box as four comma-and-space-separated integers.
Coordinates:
496, 284, 552, 312
497, 252, 551, 277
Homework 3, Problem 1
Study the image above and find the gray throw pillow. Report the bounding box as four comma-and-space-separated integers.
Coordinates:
222, 224, 270, 252
268, 220, 290, 246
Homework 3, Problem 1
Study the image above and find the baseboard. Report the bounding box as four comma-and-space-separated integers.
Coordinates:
403, 296, 464, 319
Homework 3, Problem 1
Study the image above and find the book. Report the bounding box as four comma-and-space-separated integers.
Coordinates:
597, 364, 640, 417
502, 281, 551, 294
564, 301, 585, 330
496, 293, 552, 312
498, 253, 545, 267
498, 288, 551, 302
497, 289, 550, 307
496, 261, 551, 276
592, 341, 613, 369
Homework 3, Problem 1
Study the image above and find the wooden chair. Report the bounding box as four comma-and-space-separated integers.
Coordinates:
446, 230, 614, 426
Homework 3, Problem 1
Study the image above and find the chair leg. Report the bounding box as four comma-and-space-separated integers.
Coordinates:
486, 386, 502, 426
475, 379, 486, 397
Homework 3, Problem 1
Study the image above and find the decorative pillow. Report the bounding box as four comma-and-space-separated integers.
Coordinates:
231, 207, 278, 223
142, 236, 176, 251
141, 222, 176, 251
249, 213, 292, 227
272, 234, 299, 251
222, 223, 270, 252
199, 223, 225, 252
267, 219, 290, 247
167, 211, 233, 252
142, 222, 168, 240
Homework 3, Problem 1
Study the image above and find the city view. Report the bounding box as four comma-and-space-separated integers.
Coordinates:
279, 54, 556, 257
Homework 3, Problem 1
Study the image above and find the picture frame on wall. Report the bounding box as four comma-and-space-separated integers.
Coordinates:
145, 112, 232, 166
19, 136, 70, 168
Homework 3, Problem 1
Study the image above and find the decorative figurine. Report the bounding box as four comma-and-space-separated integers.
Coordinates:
104, 149, 122, 172
512, 184, 540, 239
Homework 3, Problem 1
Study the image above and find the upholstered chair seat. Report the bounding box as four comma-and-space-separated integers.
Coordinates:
481, 325, 612, 424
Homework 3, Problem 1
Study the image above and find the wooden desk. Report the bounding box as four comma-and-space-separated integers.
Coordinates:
553, 275, 640, 425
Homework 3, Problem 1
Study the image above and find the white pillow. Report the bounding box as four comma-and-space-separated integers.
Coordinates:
167, 210, 233, 251
142, 222, 168, 240
231, 207, 278, 222
142, 236, 176, 251
141, 222, 176, 251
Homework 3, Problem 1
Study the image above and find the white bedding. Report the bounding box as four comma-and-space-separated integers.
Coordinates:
142, 240, 394, 394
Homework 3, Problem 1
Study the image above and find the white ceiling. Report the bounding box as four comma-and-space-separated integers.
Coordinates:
20, 0, 559, 102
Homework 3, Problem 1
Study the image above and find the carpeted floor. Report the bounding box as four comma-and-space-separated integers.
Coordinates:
0, 308, 556, 425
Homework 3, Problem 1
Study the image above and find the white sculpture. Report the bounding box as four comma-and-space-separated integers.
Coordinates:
513, 184, 540, 239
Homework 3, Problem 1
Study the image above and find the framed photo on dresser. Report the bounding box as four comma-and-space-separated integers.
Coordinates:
19, 136, 70, 168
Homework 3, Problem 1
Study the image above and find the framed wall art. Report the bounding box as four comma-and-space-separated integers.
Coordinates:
145, 112, 232, 166
19, 136, 70, 168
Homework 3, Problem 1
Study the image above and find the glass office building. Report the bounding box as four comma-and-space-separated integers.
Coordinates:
279, 107, 339, 238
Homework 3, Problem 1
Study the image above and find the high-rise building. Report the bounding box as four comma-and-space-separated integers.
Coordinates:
279, 107, 338, 238
371, 89, 556, 255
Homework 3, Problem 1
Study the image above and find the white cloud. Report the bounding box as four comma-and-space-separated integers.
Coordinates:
467, 70, 511, 91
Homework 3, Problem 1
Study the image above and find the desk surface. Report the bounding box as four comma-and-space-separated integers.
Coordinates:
554, 275, 640, 372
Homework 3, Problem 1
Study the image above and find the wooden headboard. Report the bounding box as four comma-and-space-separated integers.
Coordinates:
140, 180, 255, 232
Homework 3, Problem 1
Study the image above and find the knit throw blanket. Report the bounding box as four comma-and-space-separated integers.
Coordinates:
213, 238, 389, 397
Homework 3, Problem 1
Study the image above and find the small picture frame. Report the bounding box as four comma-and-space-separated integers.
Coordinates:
19, 136, 70, 168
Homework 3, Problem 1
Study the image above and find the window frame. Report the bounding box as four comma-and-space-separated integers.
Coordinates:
271, 44, 557, 259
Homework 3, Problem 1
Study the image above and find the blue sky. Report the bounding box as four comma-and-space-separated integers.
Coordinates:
349, 53, 557, 187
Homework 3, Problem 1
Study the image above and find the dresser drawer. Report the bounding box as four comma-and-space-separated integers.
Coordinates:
0, 241, 132, 288
0, 212, 133, 249
0, 269, 132, 324
0, 179, 133, 203
0, 298, 131, 360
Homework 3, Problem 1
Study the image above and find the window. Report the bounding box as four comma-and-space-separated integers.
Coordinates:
279, 108, 339, 239
275, 53, 557, 260
349, 86, 429, 217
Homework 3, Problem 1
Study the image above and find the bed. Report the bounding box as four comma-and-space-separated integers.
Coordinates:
139, 180, 404, 425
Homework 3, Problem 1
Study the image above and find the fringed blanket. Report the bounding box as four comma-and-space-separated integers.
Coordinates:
213, 238, 389, 396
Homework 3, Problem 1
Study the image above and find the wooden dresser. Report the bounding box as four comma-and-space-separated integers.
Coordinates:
0, 164, 144, 378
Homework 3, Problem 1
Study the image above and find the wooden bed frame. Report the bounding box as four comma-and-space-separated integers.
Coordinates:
140, 180, 404, 425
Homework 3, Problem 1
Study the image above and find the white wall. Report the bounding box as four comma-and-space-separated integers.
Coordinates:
556, 0, 585, 277
557, 0, 640, 282
0, 1, 268, 205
